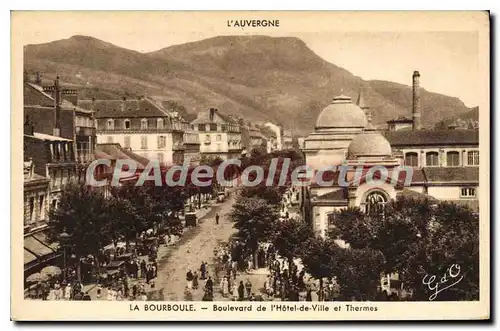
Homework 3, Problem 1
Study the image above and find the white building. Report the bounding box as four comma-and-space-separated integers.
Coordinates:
191, 108, 243, 160
79, 97, 200, 166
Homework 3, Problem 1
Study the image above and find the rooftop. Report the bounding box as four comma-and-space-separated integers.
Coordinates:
384, 129, 479, 146
78, 98, 171, 118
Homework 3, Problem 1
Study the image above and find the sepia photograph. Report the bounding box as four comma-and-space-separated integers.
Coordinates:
11, 10, 490, 321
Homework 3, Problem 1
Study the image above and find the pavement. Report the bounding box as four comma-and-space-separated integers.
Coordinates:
147, 193, 238, 301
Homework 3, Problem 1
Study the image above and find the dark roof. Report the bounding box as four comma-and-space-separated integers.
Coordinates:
397, 188, 438, 203
96, 144, 150, 169
78, 98, 169, 118
387, 116, 413, 123
315, 189, 347, 201
190, 109, 236, 125
25, 82, 92, 113
384, 129, 479, 146
423, 167, 479, 183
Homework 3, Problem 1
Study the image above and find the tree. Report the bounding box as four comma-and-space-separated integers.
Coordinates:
272, 218, 313, 267
230, 196, 279, 267
329, 196, 479, 301
239, 185, 283, 206
300, 236, 344, 299
48, 184, 111, 281
106, 195, 142, 250
335, 248, 385, 301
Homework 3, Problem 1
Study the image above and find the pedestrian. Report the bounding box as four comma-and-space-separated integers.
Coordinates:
64, 283, 71, 301
186, 269, 194, 290
200, 261, 207, 280
238, 281, 245, 300
245, 278, 252, 298
192, 271, 199, 290
221, 276, 229, 298
205, 276, 214, 297
232, 282, 238, 301
215, 213, 220, 225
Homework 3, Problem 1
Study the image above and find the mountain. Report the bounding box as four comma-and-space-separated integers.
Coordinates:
24, 35, 474, 135
434, 106, 479, 129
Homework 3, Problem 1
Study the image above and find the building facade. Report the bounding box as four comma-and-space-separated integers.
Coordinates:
191, 108, 243, 160
300, 71, 480, 237
78, 97, 200, 166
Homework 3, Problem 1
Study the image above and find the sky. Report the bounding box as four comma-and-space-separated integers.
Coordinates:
13, 11, 485, 107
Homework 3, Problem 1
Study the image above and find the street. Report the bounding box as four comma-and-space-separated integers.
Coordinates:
148, 192, 238, 301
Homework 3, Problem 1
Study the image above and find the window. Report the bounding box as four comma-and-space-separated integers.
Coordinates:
365, 191, 387, 217
141, 118, 148, 129
216, 134, 222, 142
157, 153, 165, 165
447, 151, 460, 167
124, 119, 131, 129
29, 197, 34, 223
461, 187, 476, 198
426, 152, 439, 167
404, 152, 419, 167
467, 151, 479, 166
221, 124, 227, 132
198, 124, 206, 132
106, 136, 114, 143
106, 119, 114, 130
39, 195, 44, 220
157, 136, 166, 149
124, 136, 131, 148
209, 123, 218, 131
51, 199, 57, 211
205, 135, 211, 142
157, 118, 164, 129
141, 136, 148, 149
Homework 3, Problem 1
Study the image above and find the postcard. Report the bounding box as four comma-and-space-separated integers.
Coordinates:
11, 10, 490, 321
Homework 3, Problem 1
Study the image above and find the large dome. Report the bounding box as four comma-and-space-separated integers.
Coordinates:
315, 94, 367, 129
347, 131, 393, 158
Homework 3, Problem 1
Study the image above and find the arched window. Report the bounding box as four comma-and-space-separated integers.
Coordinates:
447, 151, 460, 166
106, 119, 114, 130
365, 191, 387, 217
141, 118, 148, 130
124, 119, 131, 129
426, 152, 439, 167
157, 118, 164, 129
404, 152, 419, 167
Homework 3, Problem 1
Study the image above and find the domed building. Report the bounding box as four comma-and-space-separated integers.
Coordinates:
300, 91, 409, 238
302, 93, 367, 169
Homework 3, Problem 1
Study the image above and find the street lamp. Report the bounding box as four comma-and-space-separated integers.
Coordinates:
59, 232, 70, 281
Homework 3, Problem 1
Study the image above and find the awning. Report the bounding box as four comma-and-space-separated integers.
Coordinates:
24, 249, 37, 265
32, 232, 59, 251
24, 236, 54, 257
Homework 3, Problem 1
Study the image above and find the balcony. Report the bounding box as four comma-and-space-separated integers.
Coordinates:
172, 142, 185, 151
75, 126, 96, 137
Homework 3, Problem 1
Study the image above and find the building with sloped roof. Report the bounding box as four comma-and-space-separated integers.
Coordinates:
191, 108, 242, 160
78, 97, 200, 166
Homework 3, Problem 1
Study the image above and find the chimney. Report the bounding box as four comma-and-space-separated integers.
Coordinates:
35, 71, 42, 85
91, 97, 96, 111
412, 70, 422, 130
121, 96, 126, 112
209, 108, 216, 121
24, 115, 34, 135
356, 90, 369, 113
53, 76, 61, 137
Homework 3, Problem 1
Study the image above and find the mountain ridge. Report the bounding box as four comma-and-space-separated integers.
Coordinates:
24, 35, 474, 135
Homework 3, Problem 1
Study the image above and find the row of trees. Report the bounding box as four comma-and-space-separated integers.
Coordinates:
272, 197, 479, 301
48, 181, 206, 280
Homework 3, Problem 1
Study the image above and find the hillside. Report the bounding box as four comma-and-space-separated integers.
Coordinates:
24, 35, 474, 135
